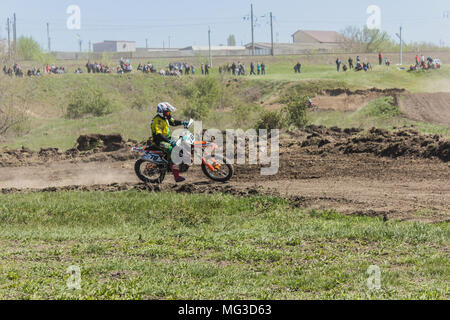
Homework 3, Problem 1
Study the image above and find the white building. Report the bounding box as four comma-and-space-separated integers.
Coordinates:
93, 40, 136, 53
180, 45, 247, 56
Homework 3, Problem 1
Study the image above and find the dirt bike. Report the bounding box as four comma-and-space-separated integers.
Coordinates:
132, 119, 234, 184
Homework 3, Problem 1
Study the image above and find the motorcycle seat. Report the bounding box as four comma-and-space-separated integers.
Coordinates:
146, 145, 163, 152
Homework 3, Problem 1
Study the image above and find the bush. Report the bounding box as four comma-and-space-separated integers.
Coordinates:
233, 104, 251, 128
282, 94, 309, 128
0, 89, 29, 137
66, 87, 112, 119
183, 77, 220, 120
255, 110, 285, 130
256, 92, 310, 131
358, 97, 401, 118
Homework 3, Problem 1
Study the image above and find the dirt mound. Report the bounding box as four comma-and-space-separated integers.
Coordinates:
0, 134, 135, 168
76, 133, 125, 152
398, 93, 450, 126
1, 182, 267, 198
302, 127, 449, 162
313, 88, 406, 111
322, 88, 406, 97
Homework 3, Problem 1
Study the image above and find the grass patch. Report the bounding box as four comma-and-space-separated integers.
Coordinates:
0, 191, 448, 300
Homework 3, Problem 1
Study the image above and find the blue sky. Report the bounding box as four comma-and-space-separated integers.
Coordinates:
1, 0, 449, 51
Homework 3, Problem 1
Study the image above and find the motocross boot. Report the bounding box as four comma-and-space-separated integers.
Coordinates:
170, 164, 185, 183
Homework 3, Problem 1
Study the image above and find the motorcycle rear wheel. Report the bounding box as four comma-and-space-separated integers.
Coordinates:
135, 159, 166, 184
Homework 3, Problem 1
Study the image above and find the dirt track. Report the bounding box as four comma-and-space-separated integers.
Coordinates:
312, 89, 450, 127
1, 127, 449, 223
399, 93, 450, 126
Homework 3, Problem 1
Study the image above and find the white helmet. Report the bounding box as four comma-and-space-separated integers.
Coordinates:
157, 102, 176, 119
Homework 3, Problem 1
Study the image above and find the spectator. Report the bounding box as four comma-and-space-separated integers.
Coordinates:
336, 58, 342, 72
250, 62, 256, 75
378, 52, 383, 65
348, 57, 354, 70
261, 62, 266, 75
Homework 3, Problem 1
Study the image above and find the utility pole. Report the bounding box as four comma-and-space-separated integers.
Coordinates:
146, 38, 148, 49
270, 12, 274, 56
250, 4, 255, 56
13, 13, 17, 61
400, 27, 403, 65
47, 22, 51, 52
6, 18, 11, 61
208, 26, 212, 67
396, 26, 403, 65
79, 39, 82, 53
168, 36, 171, 48
399, 26, 403, 65
88, 40, 91, 52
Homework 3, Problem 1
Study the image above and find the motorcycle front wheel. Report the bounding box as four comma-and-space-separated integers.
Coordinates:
201, 156, 234, 182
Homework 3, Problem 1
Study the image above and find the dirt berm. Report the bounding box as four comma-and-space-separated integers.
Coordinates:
300, 126, 449, 162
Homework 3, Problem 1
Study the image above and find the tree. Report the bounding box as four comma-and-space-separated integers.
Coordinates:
17, 36, 42, 60
227, 35, 236, 46
17, 36, 54, 63
341, 26, 394, 53
0, 85, 28, 137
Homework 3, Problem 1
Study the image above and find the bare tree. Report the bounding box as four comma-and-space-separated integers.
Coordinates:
0, 81, 29, 138
341, 26, 393, 53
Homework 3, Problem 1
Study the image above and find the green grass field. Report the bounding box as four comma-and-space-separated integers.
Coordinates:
0, 191, 448, 300
1, 61, 449, 150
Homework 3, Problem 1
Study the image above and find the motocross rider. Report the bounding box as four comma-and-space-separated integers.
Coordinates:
151, 102, 188, 183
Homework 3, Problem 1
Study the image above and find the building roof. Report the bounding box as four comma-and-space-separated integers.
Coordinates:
94, 40, 136, 45
181, 45, 246, 51
245, 42, 340, 49
292, 30, 344, 43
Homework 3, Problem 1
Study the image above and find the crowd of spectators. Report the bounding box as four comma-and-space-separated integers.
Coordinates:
2, 64, 67, 77
409, 54, 441, 72
336, 56, 374, 72
217, 62, 266, 76
85, 61, 113, 74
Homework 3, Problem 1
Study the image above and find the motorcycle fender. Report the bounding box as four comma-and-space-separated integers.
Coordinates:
141, 153, 166, 164
202, 157, 215, 171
